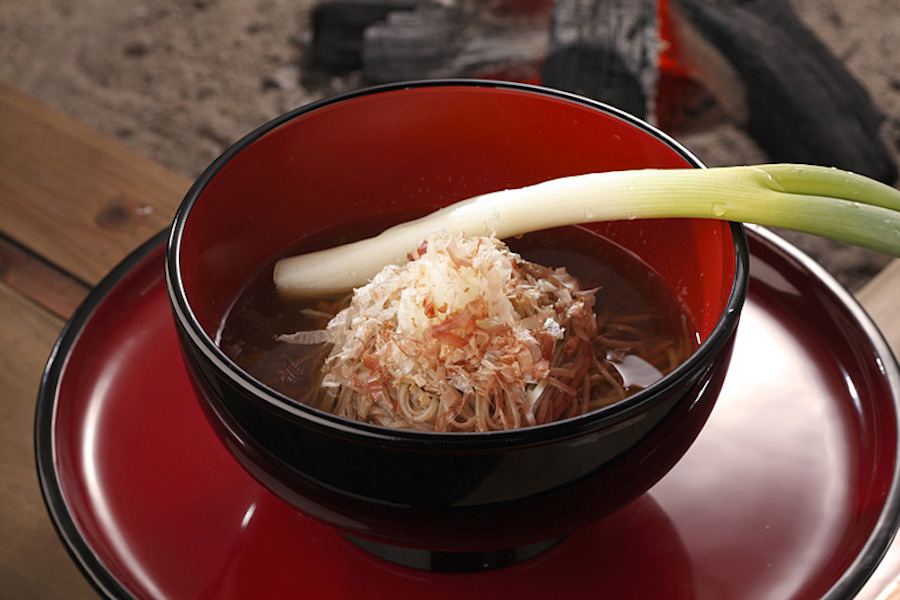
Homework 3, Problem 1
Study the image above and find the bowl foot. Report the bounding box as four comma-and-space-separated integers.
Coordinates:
343, 534, 564, 572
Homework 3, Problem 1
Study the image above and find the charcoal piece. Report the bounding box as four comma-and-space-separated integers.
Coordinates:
362, 7, 466, 81
542, 0, 659, 119
671, 0, 897, 183
543, 45, 648, 119
310, 0, 431, 72
361, 7, 549, 83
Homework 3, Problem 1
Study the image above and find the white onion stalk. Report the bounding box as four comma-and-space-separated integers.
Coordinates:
273, 164, 900, 296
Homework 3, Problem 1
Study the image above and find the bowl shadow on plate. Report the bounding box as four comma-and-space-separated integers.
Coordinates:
340, 492, 697, 597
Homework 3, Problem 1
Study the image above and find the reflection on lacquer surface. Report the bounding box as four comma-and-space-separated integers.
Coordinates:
653, 298, 851, 598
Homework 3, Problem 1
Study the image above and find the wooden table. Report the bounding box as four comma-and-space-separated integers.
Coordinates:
2, 80, 900, 599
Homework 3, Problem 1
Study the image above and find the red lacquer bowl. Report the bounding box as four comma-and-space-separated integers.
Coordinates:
165, 80, 748, 569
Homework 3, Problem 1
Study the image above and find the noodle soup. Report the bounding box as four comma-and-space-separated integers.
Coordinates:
220, 224, 697, 432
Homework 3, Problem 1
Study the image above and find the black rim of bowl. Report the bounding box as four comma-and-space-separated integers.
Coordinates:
164, 78, 750, 448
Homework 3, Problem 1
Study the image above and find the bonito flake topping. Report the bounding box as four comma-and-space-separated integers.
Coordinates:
318, 231, 601, 432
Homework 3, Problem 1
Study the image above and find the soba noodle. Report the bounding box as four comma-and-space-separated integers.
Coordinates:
277, 232, 693, 432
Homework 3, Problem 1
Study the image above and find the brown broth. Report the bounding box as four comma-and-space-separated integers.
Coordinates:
219, 224, 698, 418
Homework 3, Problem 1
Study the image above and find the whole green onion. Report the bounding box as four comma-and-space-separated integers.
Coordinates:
273, 164, 900, 296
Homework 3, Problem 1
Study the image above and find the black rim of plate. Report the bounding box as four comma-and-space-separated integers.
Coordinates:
35, 230, 167, 600
745, 224, 900, 600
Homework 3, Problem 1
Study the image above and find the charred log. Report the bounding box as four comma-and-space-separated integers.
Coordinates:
309, 0, 897, 184
670, 0, 897, 183
310, 0, 432, 72
361, 7, 548, 83
542, 0, 658, 120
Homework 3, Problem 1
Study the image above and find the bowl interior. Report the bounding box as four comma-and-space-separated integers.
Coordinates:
174, 82, 738, 380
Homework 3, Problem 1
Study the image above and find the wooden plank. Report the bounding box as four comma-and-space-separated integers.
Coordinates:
0, 282, 96, 599
0, 234, 89, 320
0, 82, 191, 285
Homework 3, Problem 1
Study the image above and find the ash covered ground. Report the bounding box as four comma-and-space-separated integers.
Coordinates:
2, 0, 898, 290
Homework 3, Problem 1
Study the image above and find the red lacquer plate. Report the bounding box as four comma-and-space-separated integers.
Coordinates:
37, 227, 900, 600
